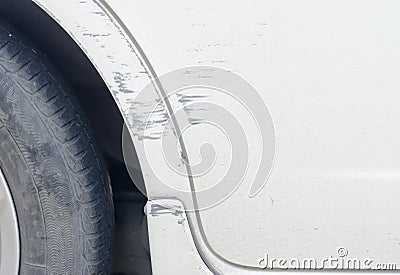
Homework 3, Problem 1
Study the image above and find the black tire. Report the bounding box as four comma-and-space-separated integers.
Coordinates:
0, 23, 114, 274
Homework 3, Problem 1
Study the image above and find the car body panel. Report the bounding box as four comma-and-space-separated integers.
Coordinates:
35, 0, 400, 272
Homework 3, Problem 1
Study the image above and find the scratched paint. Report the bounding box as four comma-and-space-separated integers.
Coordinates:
108, 0, 400, 270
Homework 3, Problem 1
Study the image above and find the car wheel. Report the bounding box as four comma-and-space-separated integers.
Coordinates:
0, 23, 114, 274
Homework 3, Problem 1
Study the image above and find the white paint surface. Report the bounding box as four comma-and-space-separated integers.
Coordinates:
107, 0, 400, 269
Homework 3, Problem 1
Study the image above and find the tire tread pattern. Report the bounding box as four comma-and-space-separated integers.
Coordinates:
0, 24, 114, 274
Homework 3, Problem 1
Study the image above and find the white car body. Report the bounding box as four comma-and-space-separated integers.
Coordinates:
34, 0, 400, 274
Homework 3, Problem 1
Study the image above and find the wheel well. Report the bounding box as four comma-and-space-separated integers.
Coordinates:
0, 1, 151, 273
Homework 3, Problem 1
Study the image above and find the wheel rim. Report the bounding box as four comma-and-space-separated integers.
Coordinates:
0, 168, 20, 274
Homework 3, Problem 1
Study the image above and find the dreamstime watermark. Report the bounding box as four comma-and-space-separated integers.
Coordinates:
122, 66, 275, 210
257, 247, 397, 270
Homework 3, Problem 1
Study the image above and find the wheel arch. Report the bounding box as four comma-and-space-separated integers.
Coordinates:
0, 1, 157, 272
